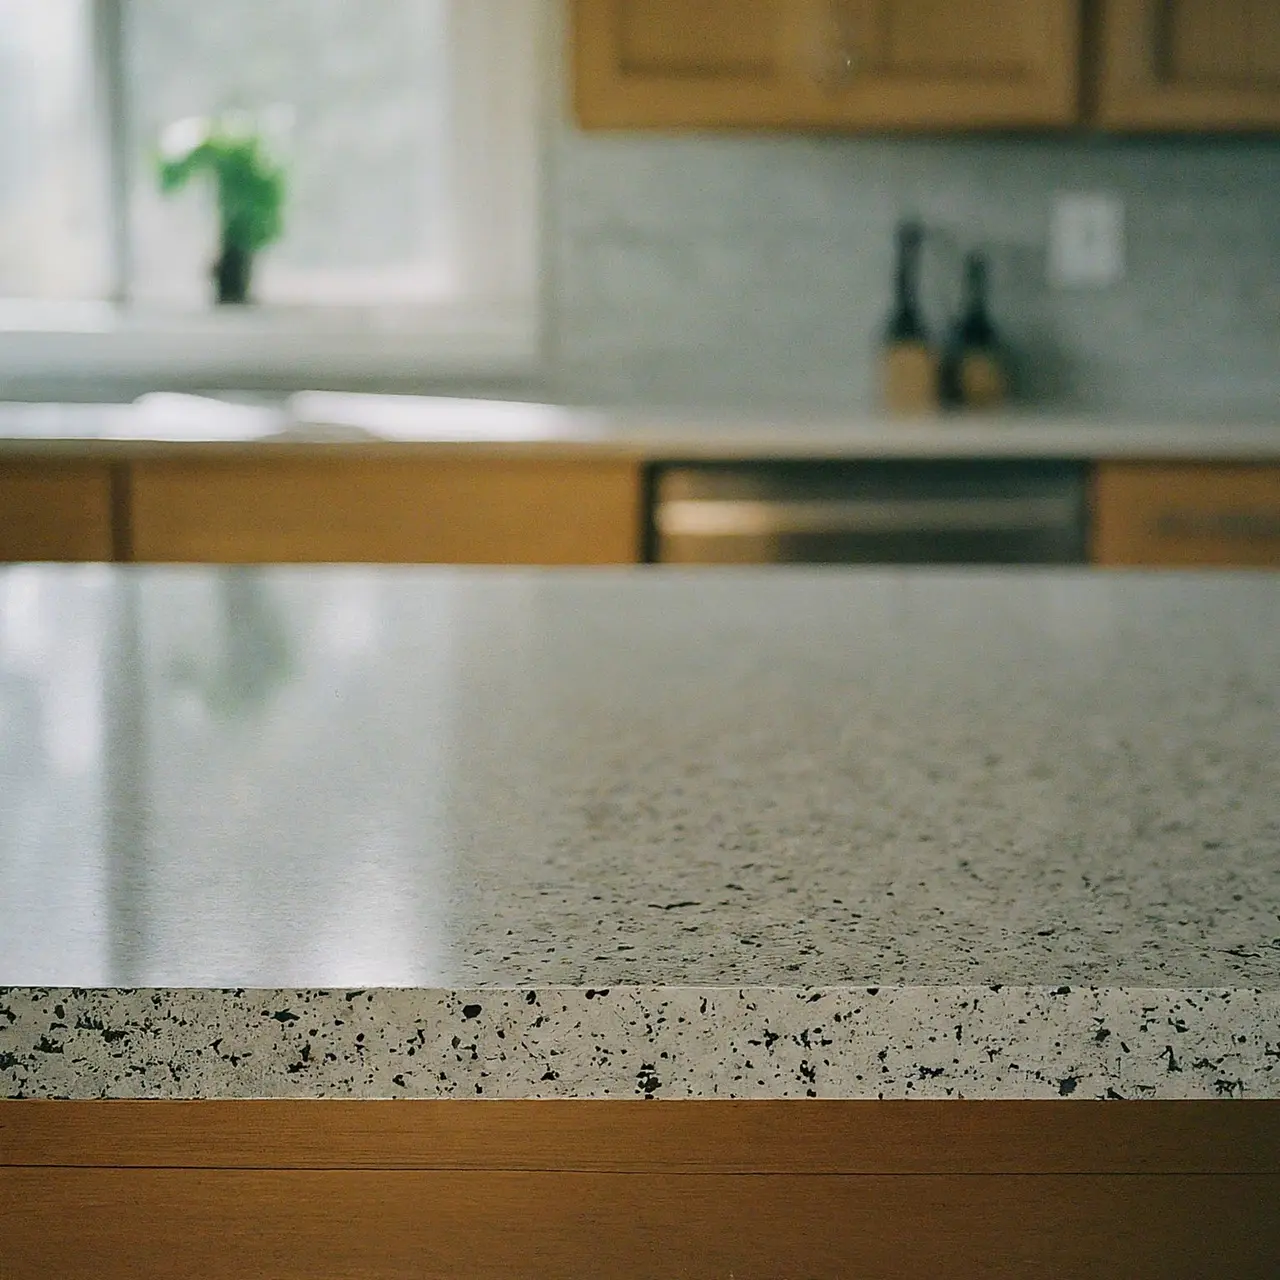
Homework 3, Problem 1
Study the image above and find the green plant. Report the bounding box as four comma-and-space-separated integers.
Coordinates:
157, 114, 287, 304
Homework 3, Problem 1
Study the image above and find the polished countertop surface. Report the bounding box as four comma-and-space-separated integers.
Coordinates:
2, 393, 1280, 459
2, 566, 1278, 1100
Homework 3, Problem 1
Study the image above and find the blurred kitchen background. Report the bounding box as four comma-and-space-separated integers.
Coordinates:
0, 0, 1277, 413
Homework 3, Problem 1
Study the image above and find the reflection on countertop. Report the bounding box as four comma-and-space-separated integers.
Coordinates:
2, 565, 1278, 989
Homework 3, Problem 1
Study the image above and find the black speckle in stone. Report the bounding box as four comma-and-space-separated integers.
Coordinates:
650, 901, 700, 911
585, 989, 610, 1000
392, 1074, 407, 1088
462, 1004, 482, 1020
34, 1036, 63, 1054
267, 1010, 300, 1023
344, 991, 365, 1002
989, 984, 1003, 992
1094, 1028, 1111, 1043
0, 1005, 15, 1024
867, 988, 880, 996
1161, 1046, 1182, 1073
54, 1004, 65, 1019
0, 1052, 17, 1070
525, 992, 537, 1005
541, 1069, 559, 1081
1053, 986, 1072, 996
637, 1064, 661, 1097
286, 1042, 313, 1075
1058, 1076, 1079, 1096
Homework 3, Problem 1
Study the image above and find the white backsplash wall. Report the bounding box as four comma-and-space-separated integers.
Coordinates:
546, 126, 1280, 414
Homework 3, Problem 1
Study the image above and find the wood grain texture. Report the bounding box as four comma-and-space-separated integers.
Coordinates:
1092, 462, 1280, 566
0, 462, 114, 562
572, 0, 1081, 129
4, 1100, 1278, 1173
126, 457, 642, 564
1097, 0, 1280, 128
3, 1168, 1278, 1279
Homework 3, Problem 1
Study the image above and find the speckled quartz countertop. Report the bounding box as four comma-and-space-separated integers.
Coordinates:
2, 566, 1278, 1101
2, 392, 1280, 459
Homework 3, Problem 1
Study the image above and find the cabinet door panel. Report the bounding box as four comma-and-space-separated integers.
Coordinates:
877, 0, 1044, 78
128, 457, 641, 565
1092, 463, 1280, 567
0, 462, 114, 562
1099, 0, 1280, 128
618, 0, 784, 74
1164, 0, 1280, 88
574, 0, 1082, 129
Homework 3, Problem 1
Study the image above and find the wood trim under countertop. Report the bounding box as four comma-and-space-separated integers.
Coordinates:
4, 1099, 1278, 1174
4, 1166, 1277, 1280
5, 1102, 1279, 1280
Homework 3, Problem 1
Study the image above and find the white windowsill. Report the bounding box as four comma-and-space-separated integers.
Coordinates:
0, 301, 539, 387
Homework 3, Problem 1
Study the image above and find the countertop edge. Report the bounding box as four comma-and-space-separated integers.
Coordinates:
4, 984, 1275, 1101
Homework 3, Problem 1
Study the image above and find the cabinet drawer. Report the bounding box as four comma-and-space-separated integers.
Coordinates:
1092, 463, 1280, 567
128, 457, 642, 564
0, 462, 115, 562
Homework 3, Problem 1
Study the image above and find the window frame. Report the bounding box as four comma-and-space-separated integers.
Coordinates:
0, 0, 545, 393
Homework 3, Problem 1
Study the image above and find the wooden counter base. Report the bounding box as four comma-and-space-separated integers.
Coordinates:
3, 1100, 1278, 1278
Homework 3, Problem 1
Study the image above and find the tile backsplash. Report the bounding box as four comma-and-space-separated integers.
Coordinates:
547, 126, 1280, 414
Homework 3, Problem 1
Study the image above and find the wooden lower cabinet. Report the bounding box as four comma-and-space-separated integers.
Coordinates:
0, 462, 115, 562
1092, 462, 1280, 567
127, 456, 643, 565
2, 1101, 1278, 1279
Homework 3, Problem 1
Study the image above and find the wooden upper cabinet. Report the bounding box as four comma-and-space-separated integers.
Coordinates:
573, 0, 1082, 130
1097, 0, 1280, 129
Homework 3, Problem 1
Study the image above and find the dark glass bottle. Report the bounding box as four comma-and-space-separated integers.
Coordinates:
881, 220, 937, 414
941, 251, 1006, 410
884, 220, 929, 344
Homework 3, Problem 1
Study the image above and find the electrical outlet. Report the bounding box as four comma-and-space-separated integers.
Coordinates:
1048, 194, 1125, 289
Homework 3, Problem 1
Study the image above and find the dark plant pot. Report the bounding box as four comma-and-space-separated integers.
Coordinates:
213, 243, 254, 305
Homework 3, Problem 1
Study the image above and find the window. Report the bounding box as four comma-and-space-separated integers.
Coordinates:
0, 0, 543, 389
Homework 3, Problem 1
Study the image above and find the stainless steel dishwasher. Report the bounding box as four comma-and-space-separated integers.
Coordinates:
651, 460, 1089, 564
